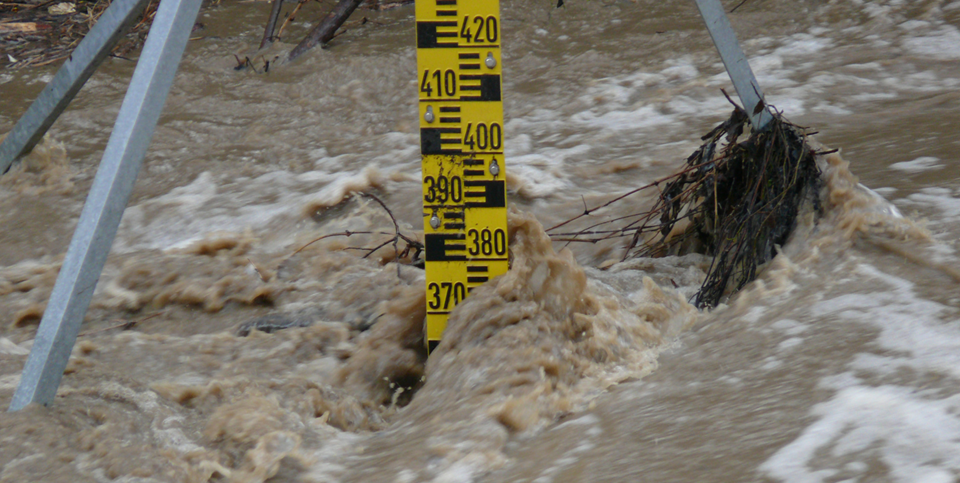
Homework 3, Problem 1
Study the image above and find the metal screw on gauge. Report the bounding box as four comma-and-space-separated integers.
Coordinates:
424, 105, 435, 123
485, 52, 496, 69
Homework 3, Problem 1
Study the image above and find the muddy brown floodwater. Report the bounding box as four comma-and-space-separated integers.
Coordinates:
2, 0, 960, 482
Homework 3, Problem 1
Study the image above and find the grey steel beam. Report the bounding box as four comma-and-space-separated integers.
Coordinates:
0, 0, 149, 175
694, 0, 773, 130
9, 0, 203, 411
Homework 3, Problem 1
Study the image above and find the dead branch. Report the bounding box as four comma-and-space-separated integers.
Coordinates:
78, 312, 164, 336
290, 230, 373, 257
548, 106, 822, 308
287, 0, 364, 61
259, 0, 284, 49
274, 0, 308, 41
282, 193, 423, 268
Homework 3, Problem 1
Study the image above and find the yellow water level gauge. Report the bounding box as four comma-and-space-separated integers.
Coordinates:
416, 0, 509, 353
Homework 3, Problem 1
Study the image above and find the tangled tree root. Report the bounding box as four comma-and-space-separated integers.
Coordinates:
550, 99, 825, 308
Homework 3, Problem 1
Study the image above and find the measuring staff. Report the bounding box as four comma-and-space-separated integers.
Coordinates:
416, 0, 509, 353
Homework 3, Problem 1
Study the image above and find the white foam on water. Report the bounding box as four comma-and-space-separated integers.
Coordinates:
114, 164, 399, 252
889, 157, 943, 173
0, 337, 29, 356
854, 0, 907, 19
116, 171, 296, 251
776, 337, 803, 351
101, 2, 958, 256
762, 383, 960, 483
898, 187, 960, 224
568, 59, 727, 135
532, 414, 603, 483
762, 263, 960, 482
507, 145, 587, 199
902, 24, 960, 61
770, 319, 808, 337
717, 16, 960, 120
0, 374, 21, 392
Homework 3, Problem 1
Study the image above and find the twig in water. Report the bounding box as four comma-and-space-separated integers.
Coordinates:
281, 193, 423, 270
290, 230, 372, 257
260, 0, 284, 49
276, 0, 309, 41
79, 312, 164, 337
729, 0, 748, 13
288, 0, 365, 61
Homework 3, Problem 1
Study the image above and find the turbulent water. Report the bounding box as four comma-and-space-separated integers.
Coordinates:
2, 0, 960, 481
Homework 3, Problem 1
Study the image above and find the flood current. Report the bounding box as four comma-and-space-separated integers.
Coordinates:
2, 0, 960, 481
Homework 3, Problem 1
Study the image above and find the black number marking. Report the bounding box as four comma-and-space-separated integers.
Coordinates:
477, 123, 488, 149
468, 228, 507, 256
459, 17, 472, 42
463, 123, 474, 150
485, 16, 498, 43
428, 282, 441, 309
451, 176, 462, 202
494, 227, 506, 255
428, 282, 466, 310
420, 70, 432, 96
460, 16, 498, 44
421, 69, 456, 97
424, 175, 463, 204
462, 123, 501, 151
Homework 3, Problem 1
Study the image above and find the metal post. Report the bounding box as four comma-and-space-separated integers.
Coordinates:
9, 0, 203, 411
694, 0, 773, 130
0, 0, 149, 175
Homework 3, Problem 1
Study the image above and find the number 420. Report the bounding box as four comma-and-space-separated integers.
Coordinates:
460, 16, 498, 43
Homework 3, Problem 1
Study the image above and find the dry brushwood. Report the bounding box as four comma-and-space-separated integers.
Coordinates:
286, 192, 424, 267
549, 98, 823, 308
1, 0, 163, 68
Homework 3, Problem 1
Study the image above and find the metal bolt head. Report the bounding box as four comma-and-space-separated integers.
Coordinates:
489, 159, 500, 176
485, 52, 497, 69
424, 105, 435, 123
430, 214, 441, 229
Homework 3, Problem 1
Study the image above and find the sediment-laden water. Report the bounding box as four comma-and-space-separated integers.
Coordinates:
2, 0, 959, 481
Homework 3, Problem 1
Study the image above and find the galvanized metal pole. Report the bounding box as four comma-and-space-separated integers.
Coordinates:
0, 0, 149, 175
694, 0, 773, 130
8, 0, 203, 411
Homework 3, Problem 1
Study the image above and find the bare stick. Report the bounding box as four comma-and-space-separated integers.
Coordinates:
259, 0, 284, 49
282, 194, 423, 267
290, 230, 371, 257
275, 0, 307, 41
359, 193, 424, 268
78, 312, 164, 337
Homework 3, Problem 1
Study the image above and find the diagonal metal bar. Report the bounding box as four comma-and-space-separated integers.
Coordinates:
0, 0, 150, 175
8, 0, 203, 411
694, 0, 773, 130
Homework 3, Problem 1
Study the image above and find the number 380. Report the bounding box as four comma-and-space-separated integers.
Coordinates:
468, 228, 507, 256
